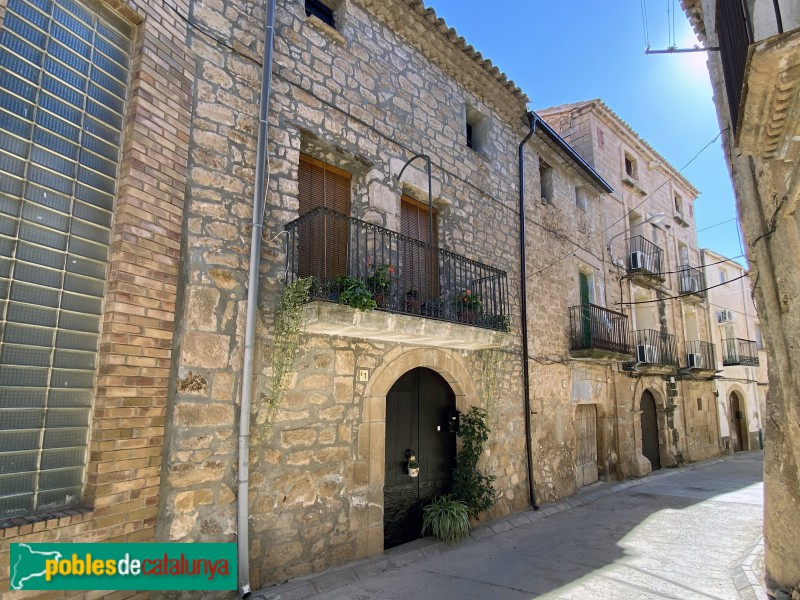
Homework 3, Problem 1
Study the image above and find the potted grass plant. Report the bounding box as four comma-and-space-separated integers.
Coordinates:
421, 495, 470, 544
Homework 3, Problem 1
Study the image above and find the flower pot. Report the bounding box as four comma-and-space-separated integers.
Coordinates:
408, 467, 419, 478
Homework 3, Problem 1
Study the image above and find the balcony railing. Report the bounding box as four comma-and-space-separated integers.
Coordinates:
632, 329, 678, 366
722, 337, 760, 366
284, 207, 511, 331
716, 0, 798, 132
678, 265, 707, 298
627, 236, 664, 279
569, 303, 632, 356
685, 340, 717, 370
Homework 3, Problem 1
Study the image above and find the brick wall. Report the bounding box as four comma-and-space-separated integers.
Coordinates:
0, 0, 194, 594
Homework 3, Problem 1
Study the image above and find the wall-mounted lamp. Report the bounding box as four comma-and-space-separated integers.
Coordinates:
607, 212, 666, 268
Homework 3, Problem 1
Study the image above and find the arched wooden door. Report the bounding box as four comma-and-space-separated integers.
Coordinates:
640, 390, 661, 471
384, 368, 456, 549
729, 392, 744, 452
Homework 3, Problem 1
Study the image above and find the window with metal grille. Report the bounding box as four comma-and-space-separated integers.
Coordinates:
0, 0, 132, 519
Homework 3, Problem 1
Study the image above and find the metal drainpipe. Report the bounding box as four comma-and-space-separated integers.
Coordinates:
237, 0, 276, 597
518, 112, 539, 510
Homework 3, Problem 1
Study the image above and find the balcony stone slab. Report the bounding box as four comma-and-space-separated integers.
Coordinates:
301, 301, 510, 350
738, 28, 800, 160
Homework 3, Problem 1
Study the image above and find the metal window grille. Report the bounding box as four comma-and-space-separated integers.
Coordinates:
0, 0, 131, 519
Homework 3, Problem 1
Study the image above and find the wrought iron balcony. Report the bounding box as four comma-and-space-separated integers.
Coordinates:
678, 265, 706, 299
722, 337, 760, 366
284, 207, 511, 331
627, 236, 664, 282
716, 0, 799, 134
632, 329, 678, 367
684, 340, 717, 370
568, 303, 632, 359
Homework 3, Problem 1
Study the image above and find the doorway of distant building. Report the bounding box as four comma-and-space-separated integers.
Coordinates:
383, 368, 456, 549
728, 391, 745, 452
575, 404, 598, 487
640, 390, 661, 471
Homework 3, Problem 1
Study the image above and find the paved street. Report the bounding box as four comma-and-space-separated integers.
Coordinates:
256, 452, 764, 600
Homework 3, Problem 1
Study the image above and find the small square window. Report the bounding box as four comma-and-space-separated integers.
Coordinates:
674, 193, 683, 215
540, 160, 553, 204
465, 104, 488, 154
624, 153, 638, 180
306, 0, 335, 27
575, 186, 587, 211
697, 398, 703, 411
719, 268, 727, 284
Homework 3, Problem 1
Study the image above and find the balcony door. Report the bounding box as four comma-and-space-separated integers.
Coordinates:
297, 155, 351, 280
579, 271, 592, 347
400, 196, 438, 303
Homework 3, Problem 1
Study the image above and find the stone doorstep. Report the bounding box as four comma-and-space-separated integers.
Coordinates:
251, 454, 754, 600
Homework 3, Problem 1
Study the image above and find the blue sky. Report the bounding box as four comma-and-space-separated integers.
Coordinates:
427, 0, 746, 265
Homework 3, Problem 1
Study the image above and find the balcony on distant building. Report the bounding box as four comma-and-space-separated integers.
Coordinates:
682, 339, 718, 378
678, 265, 707, 301
568, 303, 633, 360
630, 329, 678, 374
283, 207, 511, 349
716, 0, 800, 159
722, 337, 760, 366
627, 236, 665, 285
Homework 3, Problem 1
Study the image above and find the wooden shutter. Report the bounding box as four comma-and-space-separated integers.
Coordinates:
297, 155, 351, 279
400, 196, 438, 300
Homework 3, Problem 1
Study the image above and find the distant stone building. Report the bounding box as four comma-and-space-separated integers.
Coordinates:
701, 248, 767, 453
538, 99, 721, 487
681, 1, 799, 593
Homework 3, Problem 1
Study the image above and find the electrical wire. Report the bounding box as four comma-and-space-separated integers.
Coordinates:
697, 217, 737, 232
641, 0, 651, 48
617, 273, 747, 305
655, 253, 745, 276
531, 128, 726, 278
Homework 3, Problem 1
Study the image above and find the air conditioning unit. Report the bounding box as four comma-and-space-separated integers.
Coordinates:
717, 309, 735, 323
637, 344, 656, 363
687, 353, 706, 369
681, 277, 700, 293
630, 251, 648, 271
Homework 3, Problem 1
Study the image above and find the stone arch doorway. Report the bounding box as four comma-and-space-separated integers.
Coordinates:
729, 391, 746, 452
383, 367, 456, 548
358, 347, 480, 558
640, 390, 661, 471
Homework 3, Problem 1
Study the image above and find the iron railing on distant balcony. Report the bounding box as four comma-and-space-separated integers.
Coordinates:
284, 207, 511, 331
627, 236, 664, 278
722, 337, 760, 366
632, 329, 678, 366
678, 265, 707, 297
569, 303, 632, 355
685, 340, 717, 370
716, 0, 797, 132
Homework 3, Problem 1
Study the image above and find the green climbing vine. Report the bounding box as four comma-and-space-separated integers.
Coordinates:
262, 277, 312, 428
451, 406, 497, 520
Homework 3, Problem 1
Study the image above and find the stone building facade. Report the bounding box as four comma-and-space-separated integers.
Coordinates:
681, 0, 800, 592
537, 100, 721, 489
701, 248, 767, 453
155, 0, 617, 588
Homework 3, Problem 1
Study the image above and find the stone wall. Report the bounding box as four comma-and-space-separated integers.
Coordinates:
156, 0, 563, 588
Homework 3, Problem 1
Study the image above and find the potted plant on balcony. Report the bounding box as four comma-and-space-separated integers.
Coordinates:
453, 289, 482, 324
366, 263, 394, 308
336, 275, 377, 311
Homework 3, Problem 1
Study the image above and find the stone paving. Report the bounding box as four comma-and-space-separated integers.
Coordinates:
253, 451, 765, 600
